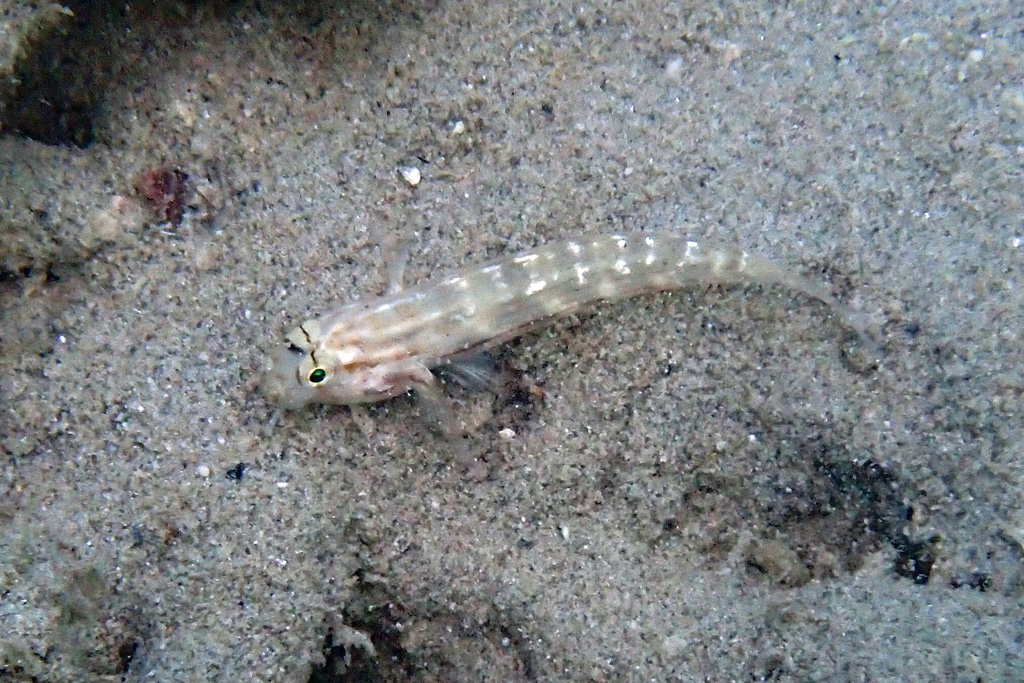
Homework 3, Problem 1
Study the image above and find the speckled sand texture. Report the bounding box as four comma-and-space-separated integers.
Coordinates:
2, 0, 1023, 681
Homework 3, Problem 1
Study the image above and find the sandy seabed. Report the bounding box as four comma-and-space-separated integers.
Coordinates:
1, 1, 1022, 681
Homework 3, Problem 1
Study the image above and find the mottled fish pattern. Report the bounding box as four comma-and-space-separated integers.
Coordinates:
261, 234, 851, 410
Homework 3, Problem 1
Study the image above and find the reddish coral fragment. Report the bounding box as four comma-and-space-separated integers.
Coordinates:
135, 167, 189, 226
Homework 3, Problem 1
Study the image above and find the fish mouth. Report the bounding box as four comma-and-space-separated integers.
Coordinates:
258, 354, 291, 407
259, 362, 313, 411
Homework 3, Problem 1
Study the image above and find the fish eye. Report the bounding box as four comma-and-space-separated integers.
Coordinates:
308, 368, 327, 384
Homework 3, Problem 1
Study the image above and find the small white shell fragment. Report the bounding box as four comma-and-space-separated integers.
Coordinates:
559, 524, 570, 541
498, 427, 516, 440
900, 32, 930, 47
451, 119, 466, 135
172, 99, 197, 127
717, 41, 743, 65
400, 166, 421, 186
1000, 88, 1024, 115
665, 56, 684, 80
196, 464, 211, 477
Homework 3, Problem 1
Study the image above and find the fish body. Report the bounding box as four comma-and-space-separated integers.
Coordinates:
261, 234, 847, 410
